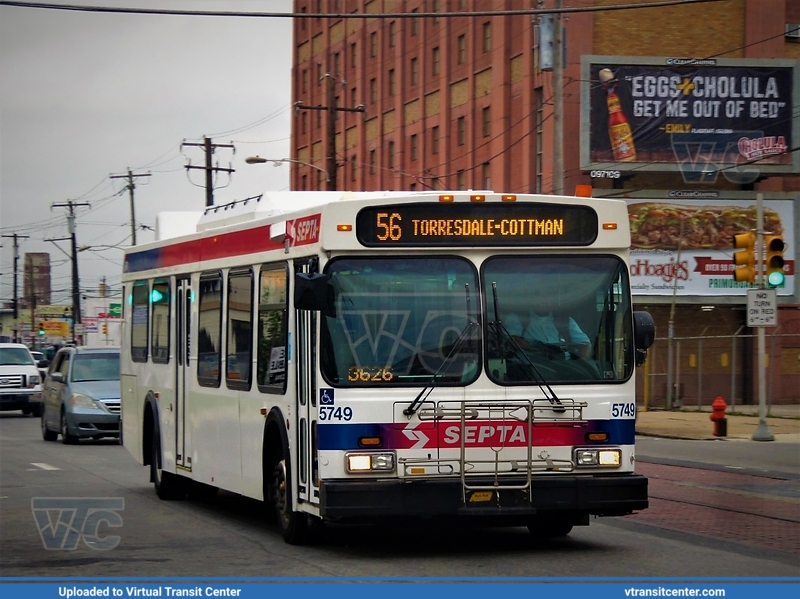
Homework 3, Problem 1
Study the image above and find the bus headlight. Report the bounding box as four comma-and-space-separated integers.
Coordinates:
574, 448, 621, 468
345, 452, 395, 473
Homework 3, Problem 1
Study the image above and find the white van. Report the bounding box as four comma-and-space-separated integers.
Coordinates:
0, 343, 43, 416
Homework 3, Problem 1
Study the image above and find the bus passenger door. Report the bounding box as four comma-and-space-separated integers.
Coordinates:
294, 259, 319, 508
175, 277, 192, 471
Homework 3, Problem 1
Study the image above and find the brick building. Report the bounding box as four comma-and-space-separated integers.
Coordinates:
291, 0, 800, 405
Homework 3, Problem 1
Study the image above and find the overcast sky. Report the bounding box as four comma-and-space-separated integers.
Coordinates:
0, 0, 293, 308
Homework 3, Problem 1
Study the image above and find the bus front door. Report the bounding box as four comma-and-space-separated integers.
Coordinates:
294, 259, 320, 510
175, 277, 192, 471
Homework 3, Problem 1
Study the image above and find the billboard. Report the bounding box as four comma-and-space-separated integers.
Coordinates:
581, 57, 800, 177
619, 198, 795, 297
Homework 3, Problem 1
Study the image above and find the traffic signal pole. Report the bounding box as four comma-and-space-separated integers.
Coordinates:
752, 193, 774, 441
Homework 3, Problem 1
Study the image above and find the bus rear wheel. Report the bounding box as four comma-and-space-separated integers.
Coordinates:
150, 425, 186, 500
271, 457, 309, 545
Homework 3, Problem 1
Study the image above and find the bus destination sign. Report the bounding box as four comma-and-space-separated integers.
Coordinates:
356, 202, 598, 247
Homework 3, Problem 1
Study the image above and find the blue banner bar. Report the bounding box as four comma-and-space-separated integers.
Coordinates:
1, 581, 799, 599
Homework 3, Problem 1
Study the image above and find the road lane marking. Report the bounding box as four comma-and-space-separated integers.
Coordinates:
30, 463, 60, 470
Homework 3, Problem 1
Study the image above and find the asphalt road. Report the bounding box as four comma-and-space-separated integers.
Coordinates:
1, 413, 798, 579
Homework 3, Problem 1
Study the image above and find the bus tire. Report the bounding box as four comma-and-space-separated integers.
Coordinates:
270, 454, 309, 545
527, 518, 573, 538
150, 422, 187, 500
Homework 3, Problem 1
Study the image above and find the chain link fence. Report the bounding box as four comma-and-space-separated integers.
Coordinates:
638, 331, 800, 409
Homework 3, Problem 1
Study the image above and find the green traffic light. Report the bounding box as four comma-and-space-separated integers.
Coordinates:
767, 270, 785, 287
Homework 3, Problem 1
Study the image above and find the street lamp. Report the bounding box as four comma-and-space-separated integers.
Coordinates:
245, 156, 330, 182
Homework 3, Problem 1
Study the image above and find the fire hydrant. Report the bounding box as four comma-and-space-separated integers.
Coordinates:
710, 396, 727, 437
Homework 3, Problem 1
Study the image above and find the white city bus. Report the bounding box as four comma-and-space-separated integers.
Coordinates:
120, 190, 655, 544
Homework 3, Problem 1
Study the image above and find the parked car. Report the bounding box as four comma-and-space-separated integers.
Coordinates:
0, 343, 43, 416
41, 346, 120, 444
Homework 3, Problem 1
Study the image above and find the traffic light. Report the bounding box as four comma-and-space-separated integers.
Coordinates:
38, 322, 45, 336
732, 232, 757, 283
102, 323, 108, 335
765, 234, 786, 287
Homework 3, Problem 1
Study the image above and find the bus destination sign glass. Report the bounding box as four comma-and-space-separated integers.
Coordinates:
356, 202, 598, 247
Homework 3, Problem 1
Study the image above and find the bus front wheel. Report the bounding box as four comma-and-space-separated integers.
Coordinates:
527, 518, 573, 538
150, 424, 186, 500
271, 457, 309, 545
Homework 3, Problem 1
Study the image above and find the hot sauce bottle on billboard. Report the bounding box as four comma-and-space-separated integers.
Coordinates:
599, 68, 636, 162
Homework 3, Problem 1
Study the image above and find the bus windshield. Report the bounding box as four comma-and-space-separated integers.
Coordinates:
321, 257, 480, 386
484, 255, 633, 384
321, 255, 633, 387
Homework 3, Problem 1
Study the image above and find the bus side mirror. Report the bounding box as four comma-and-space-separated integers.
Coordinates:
294, 272, 330, 311
633, 311, 655, 366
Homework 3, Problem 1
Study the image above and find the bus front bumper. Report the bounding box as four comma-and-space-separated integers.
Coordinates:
319, 473, 647, 519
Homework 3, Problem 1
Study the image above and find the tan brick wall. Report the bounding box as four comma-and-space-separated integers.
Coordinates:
330, 21, 344, 45
365, 0, 379, 23
312, 33, 324, 56
450, 79, 469, 107
298, 41, 310, 63
510, 55, 523, 84
593, 0, 746, 58
382, 110, 396, 133
347, 18, 359, 36
786, 41, 800, 58
346, 126, 357, 150
425, 90, 440, 116
475, 68, 493, 97
312, 141, 323, 161
366, 116, 379, 141
297, 146, 310, 162
404, 99, 421, 124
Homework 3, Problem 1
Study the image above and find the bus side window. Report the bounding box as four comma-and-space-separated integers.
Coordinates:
197, 272, 223, 387
257, 264, 288, 393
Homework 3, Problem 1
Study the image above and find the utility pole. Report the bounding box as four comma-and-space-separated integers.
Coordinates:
296, 72, 366, 191
182, 137, 235, 207
110, 168, 150, 245
552, 0, 564, 195
51, 201, 89, 340
1, 233, 28, 342
752, 193, 775, 441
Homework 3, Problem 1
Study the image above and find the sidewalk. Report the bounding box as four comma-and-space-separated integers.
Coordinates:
636, 404, 800, 443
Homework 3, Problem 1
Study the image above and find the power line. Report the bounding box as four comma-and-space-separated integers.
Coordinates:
0, 0, 729, 19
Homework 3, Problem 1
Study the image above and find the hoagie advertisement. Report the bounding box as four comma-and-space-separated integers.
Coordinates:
625, 199, 795, 296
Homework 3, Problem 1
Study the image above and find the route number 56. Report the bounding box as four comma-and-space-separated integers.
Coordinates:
376, 213, 402, 241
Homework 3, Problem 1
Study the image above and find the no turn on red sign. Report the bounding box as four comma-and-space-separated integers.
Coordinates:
747, 289, 777, 327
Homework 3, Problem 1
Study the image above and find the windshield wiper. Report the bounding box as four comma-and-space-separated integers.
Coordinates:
490, 282, 564, 412
404, 283, 477, 416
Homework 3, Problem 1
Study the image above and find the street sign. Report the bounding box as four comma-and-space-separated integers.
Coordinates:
746, 288, 777, 327
74, 323, 85, 335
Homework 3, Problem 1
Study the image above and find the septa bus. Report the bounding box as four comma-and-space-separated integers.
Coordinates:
120, 190, 655, 544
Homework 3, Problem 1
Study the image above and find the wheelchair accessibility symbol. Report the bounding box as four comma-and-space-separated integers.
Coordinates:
320, 389, 335, 405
